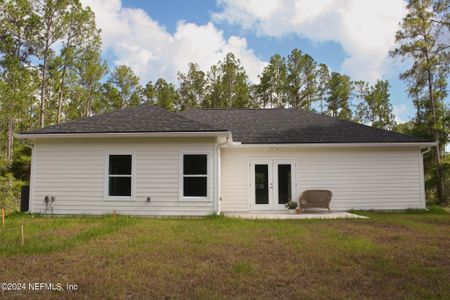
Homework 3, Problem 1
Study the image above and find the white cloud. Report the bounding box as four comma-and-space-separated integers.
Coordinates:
213, 0, 407, 82
393, 104, 410, 124
80, 0, 265, 84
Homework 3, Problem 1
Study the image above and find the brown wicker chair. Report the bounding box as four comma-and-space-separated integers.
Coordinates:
299, 190, 332, 212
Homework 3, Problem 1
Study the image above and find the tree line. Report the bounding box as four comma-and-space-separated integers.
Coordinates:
0, 0, 448, 209
108, 52, 396, 129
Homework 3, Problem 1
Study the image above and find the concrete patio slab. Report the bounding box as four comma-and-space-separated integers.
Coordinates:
224, 212, 368, 220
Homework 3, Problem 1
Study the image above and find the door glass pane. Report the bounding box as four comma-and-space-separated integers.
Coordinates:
255, 164, 269, 204
278, 164, 291, 204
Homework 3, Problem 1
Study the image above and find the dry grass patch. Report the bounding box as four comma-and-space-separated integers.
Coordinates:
0, 210, 449, 299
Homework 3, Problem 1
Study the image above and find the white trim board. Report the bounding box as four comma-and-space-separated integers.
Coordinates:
17, 131, 231, 140
225, 142, 436, 149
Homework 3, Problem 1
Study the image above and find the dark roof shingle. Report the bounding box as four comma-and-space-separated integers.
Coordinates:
23, 105, 430, 144
24, 105, 227, 134
180, 108, 430, 144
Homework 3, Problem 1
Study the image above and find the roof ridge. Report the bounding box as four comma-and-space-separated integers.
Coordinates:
152, 106, 228, 131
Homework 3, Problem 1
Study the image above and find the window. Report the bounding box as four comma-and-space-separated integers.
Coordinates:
107, 154, 132, 197
277, 164, 292, 204
255, 164, 269, 204
182, 154, 208, 198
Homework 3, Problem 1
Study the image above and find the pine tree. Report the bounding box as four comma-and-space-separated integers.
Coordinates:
102, 65, 142, 111
286, 49, 318, 110
355, 80, 395, 130
204, 64, 222, 108
73, 37, 107, 118
326, 72, 353, 120
0, 0, 39, 162
177, 63, 206, 110
154, 78, 178, 111
391, 0, 450, 204
142, 81, 155, 105
256, 54, 287, 108
54, 1, 98, 123
220, 53, 250, 108
203, 53, 251, 109
35, 0, 71, 127
316, 63, 330, 114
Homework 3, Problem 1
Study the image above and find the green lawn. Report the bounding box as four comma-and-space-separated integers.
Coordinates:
0, 210, 449, 299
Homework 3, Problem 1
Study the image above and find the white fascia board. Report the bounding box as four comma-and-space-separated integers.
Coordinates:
223, 142, 437, 149
17, 131, 232, 140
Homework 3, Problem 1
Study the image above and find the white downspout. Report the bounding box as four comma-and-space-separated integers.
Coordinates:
421, 147, 431, 155
214, 136, 230, 215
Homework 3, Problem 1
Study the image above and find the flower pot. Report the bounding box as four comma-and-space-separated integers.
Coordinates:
289, 209, 296, 214
295, 207, 301, 214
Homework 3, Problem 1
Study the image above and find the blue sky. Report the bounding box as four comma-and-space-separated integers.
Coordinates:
121, 0, 347, 68
82, 0, 427, 123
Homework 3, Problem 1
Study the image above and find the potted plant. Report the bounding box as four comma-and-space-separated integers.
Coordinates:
285, 201, 298, 214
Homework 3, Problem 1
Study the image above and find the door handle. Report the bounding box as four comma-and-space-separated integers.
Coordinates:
270, 182, 273, 189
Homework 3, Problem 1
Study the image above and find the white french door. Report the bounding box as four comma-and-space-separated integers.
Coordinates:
250, 159, 297, 211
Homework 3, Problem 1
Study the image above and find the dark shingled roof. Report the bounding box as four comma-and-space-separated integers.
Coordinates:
180, 108, 430, 144
24, 105, 227, 134
23, 105, 430, 144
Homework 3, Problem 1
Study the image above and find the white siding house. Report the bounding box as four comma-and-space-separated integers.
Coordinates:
18, 106, 435, 215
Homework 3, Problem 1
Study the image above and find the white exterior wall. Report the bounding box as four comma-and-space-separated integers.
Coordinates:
220, 146, 425, 212
29, 138, 426, 215
30, 137, 218, 216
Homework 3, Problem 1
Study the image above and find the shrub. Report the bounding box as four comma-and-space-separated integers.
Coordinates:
285, 201, 298, 209
0, 173, 23, 213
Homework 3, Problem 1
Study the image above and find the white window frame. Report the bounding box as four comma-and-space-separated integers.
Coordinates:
179, 151, 211, 201
104, 151, 136, 201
